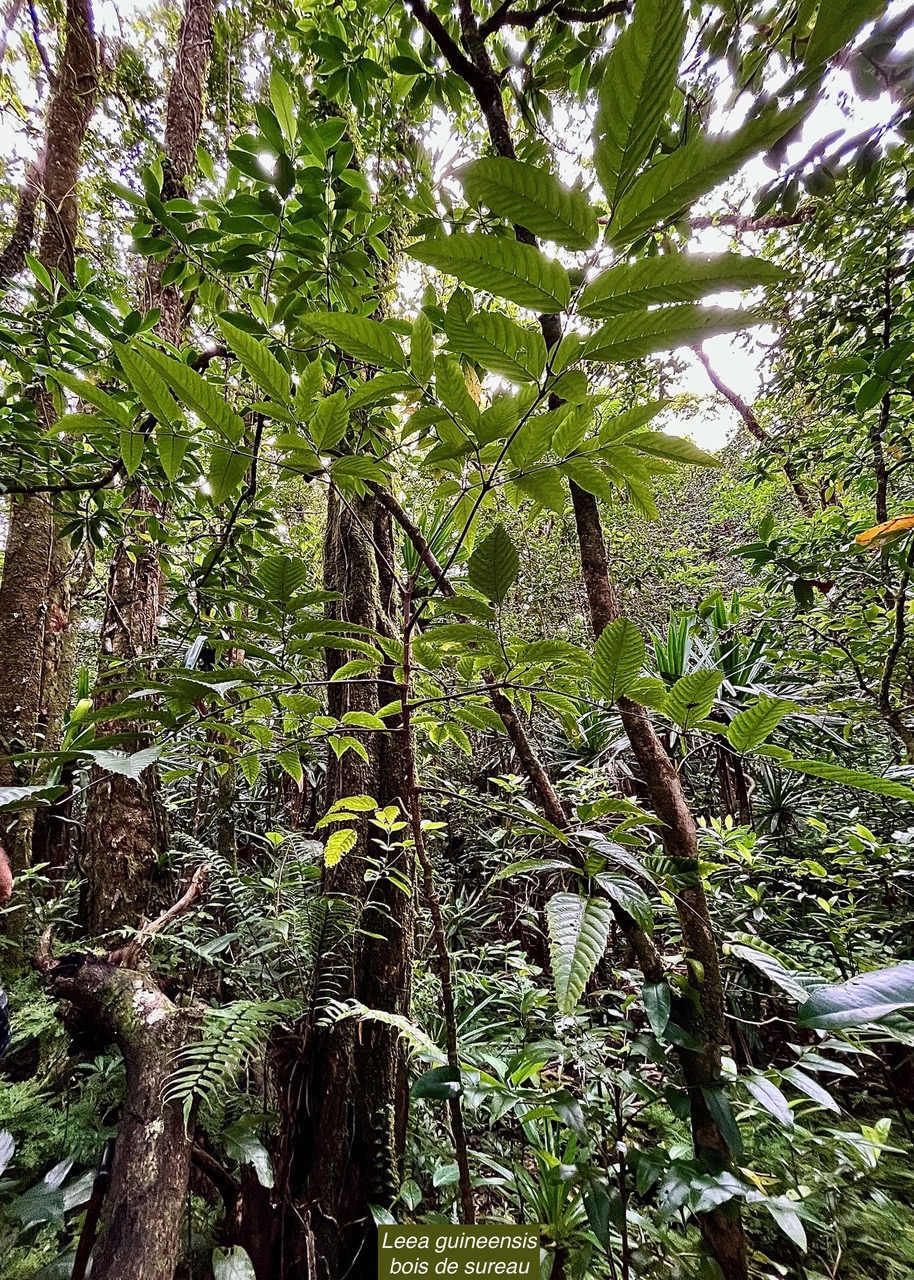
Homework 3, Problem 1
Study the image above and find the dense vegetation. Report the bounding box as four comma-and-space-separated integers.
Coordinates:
0, 0, 912, 1277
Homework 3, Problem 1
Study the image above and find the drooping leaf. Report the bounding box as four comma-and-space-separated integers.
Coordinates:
764, 1198, 807, 1252
218, 316, 291, 403
408, 234, 571, 313
805, 0, 886, 67
781, 758, 914, 802
546, 893, 614, 1013
797, 963, 914, 1030
744, 1074, 793, 1127
310, 391, 349, 452
582, 305, 761, 364
208, 443, 250, 504
700, 1085, 743, 1155
269, 68, 296, 143
593, 618, 645, 702
663, 669, 723, 729
624, 430, 720, 467
49, 369, 131, 426
579, 253, 783, 318
466, 524, 519, 604
114, 341, 182, 428
461, 156, 598, 250
593, 0, 687, 208
213, 1247, 257, 1280
780, 1067, 840, 1113
411, 1065, 462, 1100
304, 313, 406, 370
140, 346, 245, 441
119, 427, 145, 476
609, 100, 810, 246
435, 355, 480, 435
411, 310, 434, 385
595, 870, 653, 932
643, 981, 671, 1037
727, 696, 794, 753
324, 827, 357, 867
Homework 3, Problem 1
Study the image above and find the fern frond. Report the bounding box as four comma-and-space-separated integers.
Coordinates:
165, 999, 298, 1119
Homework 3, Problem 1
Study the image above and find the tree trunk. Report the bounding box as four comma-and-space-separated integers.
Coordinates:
81, 0, 214, 934
0, 0, 97, 871
570, 487, 748, 1279
81, 490, 169, 933
272, 488, 413, 1280
51, 959, 197, 1280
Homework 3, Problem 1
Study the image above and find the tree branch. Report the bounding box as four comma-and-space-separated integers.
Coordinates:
695, 347, 817, 517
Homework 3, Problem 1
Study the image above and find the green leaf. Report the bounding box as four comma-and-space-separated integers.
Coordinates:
256, 553, 308, 605
578, 253, 783, 318
593, 618, 645, 702
269, 68, 296, 143
701, 1085, 743, 1155
624, 430, 720, 467
643, 981, 671, 1037
218, 316, 291, 403
805, 0, 886, 66
213, 1246, 257, 1280
727, 696, 793, 752
460, 157, 598, 250
49, 369, 131, 426
546, 893, 614, 1014
663, 669, 723, 729
764, 1198, 807, 1252
512, 468, 567, 514
435, 355, 480, 434
446, 309, 545, 384
411, 1066, 462, 1101
593, 0, 687, 208
780, 1067, 840, 1114
0, 784, 66, 812
155, 423, 188, 481
208, 443, 249, 504
325, 827, 357, 867
583, 305, 761, 364
466, 524, 519, 604
304, 313, 406, 370
609, 100, 810, 246
798, 963, 914, 1030
782, 758, 914, 802
744, 1074, 793, 1127
311, 391, 349, 452
411, 310, 434, 385
408, 234, 571, 313
86, 746, 161, 779
140, 346, 245, 441
595, 871, 653, 932
119, 427, 145, 476
114, 342, 181, 428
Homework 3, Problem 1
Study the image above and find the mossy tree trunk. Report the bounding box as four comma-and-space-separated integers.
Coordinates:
0, 0, 98, 873
270, 488, 413, 1280
81, 0, 214, 936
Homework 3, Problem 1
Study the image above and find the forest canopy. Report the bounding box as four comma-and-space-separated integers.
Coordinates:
0, 0, 913, 1278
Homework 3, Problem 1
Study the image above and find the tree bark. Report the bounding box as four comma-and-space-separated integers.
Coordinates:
81, 0, 214, 935
50, 959, 198, 1280
270, 488, 413, 1280
0, 0, 98, 871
